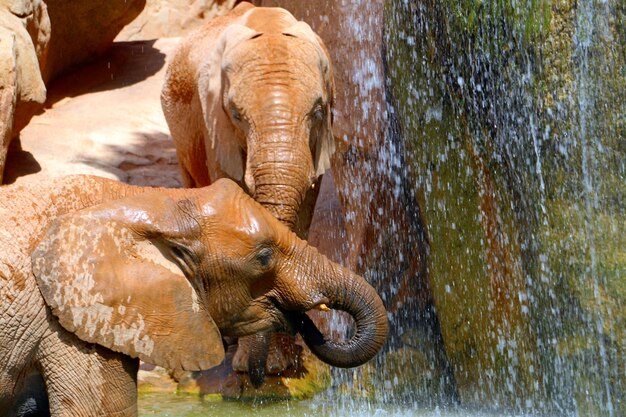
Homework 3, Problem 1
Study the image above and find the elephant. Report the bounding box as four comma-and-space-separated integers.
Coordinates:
0, 175, 387, 417
161, 1, 336, 384
161, 1, 334, 233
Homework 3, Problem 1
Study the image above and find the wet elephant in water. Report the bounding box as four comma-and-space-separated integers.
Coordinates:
0, 175, 387, 416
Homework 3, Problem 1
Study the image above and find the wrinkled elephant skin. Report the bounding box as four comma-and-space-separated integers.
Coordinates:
0, 175, 387, 416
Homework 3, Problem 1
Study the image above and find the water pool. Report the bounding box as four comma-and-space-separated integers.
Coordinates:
138, 393, 532, 417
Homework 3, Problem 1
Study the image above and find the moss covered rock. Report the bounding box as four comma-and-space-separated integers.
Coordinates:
385, 0, 625, 414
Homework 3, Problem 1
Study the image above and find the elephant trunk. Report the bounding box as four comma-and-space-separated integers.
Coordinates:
292, 244, 389, 368
249, 141, 314, 229
243, 332, 270, 388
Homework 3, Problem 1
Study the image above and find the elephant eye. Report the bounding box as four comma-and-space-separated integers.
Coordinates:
255, 247, 274, 270
231, 106, 242, 122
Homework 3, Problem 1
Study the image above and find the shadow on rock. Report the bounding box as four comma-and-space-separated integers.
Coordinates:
43, 40, 167, 109
2, 137, 42, 185
74, 130, 182, 188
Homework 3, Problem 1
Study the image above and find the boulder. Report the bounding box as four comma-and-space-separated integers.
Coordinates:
116, 0, 238, 41
41, 0, 146, 82
0, 0, 49, 182
0, 27, 17, 183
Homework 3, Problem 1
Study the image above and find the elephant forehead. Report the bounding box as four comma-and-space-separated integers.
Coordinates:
224, 36, 324, 78
215, 211, 271, 244
205, 189, 276, 235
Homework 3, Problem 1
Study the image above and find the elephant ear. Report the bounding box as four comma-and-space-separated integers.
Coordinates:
198, 24, 261, 182
31, 195, 225, 371
283, 22, 336, 177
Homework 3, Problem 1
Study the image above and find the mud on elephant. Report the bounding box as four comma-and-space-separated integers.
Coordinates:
161, 2, 337, 384
0, 175, 387, 416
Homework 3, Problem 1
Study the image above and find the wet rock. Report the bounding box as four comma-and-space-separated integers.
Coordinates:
385, 0, 625, 414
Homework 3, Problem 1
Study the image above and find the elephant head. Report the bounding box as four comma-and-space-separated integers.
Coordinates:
194, 7, 335, 235
31, 179, 387, 371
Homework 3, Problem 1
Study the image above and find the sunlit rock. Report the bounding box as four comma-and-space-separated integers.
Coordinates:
3, 38, 180, 186
0, 0, 48, 181
0, 0, 145, 182
116, 0, 238, 41
0, 25, 18, 184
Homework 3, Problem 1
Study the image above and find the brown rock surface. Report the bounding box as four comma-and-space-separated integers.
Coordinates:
0, 0, 49, 179
117, 0, 238, 41
41, 0, 146, 82
3, 38, 181, 187
0, 0, 146, 181
0, 26, 18, 183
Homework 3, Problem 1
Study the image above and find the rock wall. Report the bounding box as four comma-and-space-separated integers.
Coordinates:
0, 25, 18, 184
41, 0, 146, 82
256, 0, 625, 413
0, 0, 49, 182
0, 0, 145, 183
116, 0, 238, 41
385, 0, 625, 414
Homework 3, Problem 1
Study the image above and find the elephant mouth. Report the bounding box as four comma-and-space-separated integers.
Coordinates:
271, 299, 331, 336
226, 300, 304, 337
270, 300, 301, 335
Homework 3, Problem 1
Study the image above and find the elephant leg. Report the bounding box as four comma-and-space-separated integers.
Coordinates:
37, 325, 138, 417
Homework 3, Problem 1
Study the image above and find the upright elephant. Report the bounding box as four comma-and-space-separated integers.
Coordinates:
161, 1, 334, 234
161, 1, 336, 385
0, 175, 387, 417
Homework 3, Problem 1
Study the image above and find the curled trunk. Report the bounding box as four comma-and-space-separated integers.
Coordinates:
292, 248, 389, 368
